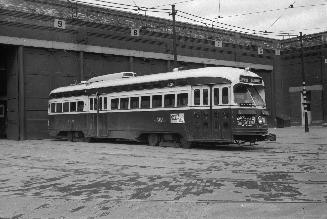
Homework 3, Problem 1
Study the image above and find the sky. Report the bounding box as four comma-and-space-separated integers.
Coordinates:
82, 0, 327, 39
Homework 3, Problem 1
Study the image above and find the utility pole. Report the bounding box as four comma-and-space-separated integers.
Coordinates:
300, 32, 309, 132
171, 4, 177, 69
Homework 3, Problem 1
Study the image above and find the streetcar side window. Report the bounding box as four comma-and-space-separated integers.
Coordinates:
222, 87, 229, 104
194, 89, 200, 105
99, 97, 103, 110
103, 97, 107, 110
50, 103, 56, 113
120, 98, 129, 110
56, 103, 63, 113
94, 98, 98, 110
70, 102, 77, 112
111, 98, 119, 110
214, 88, 219, 105
177, 93, 188, 107
63, 102, 69, 112
130, 97, 139, 109
152, 95, 162, 108
77, 101, 84, 112
141, 96, 150, 109
90, 98, 94, 110
203, 89, 209, 105
164, 94, 175, 108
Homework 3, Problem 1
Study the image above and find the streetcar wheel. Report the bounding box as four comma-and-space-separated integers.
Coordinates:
67, 132, 74, 142
85, 137, 95, 143
180, 138, 192, 149
147, 134, 159, 146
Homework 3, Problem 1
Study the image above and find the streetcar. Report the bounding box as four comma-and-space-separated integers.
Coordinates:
48, 67, 276, 148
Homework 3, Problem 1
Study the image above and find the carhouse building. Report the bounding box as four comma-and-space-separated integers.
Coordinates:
0, 0, 326, 139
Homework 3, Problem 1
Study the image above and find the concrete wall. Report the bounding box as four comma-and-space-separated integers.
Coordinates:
5, 46, 19, 139
276, 45, 327, 126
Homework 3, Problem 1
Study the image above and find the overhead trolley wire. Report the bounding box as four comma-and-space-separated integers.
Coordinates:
72, 0, 171, 13
176, 14, 225, 30
70, 0, 326, 40
269, 1, 296, 28
177, 10, 259, 34
130, 0, 143, 13
216, 2, 327, 18
278, 27, 326, 33
175, 13, 261, 36
74, 0, 138, 9
73, 0, 140, 11
177, 8, 327, 38
149, 0, 196, 9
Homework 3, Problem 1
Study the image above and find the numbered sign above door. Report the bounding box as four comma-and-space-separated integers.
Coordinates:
214, 40, 223, 48
257, 47, 264, 55
131, 28, 140, 37
54, 19, 66, 29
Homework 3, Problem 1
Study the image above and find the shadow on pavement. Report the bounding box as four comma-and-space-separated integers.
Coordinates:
192, 144, 261, 151
50, 138, 274, 151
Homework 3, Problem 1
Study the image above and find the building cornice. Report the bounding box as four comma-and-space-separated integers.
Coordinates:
0, 35, 273, 70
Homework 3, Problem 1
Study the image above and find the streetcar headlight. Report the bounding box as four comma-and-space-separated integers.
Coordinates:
257, 116, 265, 125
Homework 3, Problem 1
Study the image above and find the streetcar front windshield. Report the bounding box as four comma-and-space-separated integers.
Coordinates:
233, 84, 265, 107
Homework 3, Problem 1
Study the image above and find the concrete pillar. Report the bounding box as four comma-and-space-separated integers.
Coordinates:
271, 60, 277, 127
167, 60, 171, 71
129, 56, 134, 72
18, 46, 24, 140
322, 48, 327, 125
79, 51, 84, 81
272, 53, 282, 127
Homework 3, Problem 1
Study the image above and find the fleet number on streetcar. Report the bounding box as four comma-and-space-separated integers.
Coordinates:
170, 113, 185, 124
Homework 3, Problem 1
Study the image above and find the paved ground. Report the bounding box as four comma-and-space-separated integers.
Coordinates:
0, 127, 327, 218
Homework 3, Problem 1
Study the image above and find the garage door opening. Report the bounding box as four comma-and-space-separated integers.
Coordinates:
0, 44, 19, 139
0, 45, 8, 138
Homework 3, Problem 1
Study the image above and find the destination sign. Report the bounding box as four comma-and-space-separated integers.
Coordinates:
239, 76, 262, 84
240, 103, 253, 107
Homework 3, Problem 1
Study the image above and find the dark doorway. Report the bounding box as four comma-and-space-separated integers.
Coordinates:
0, 100, 6, 138
0, 45, 9, 138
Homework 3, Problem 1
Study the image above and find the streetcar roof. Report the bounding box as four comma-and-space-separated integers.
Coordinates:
50, 67, 262, 95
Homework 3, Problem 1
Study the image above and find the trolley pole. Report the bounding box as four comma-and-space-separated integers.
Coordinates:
171, 4, 177, 69
300, 32, 309, 132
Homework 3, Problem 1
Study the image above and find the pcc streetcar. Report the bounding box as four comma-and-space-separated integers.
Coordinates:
48, 67, 276, 148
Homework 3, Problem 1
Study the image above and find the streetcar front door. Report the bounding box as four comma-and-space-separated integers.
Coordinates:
191, 85, 232, 141
191, 86, 212, 140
